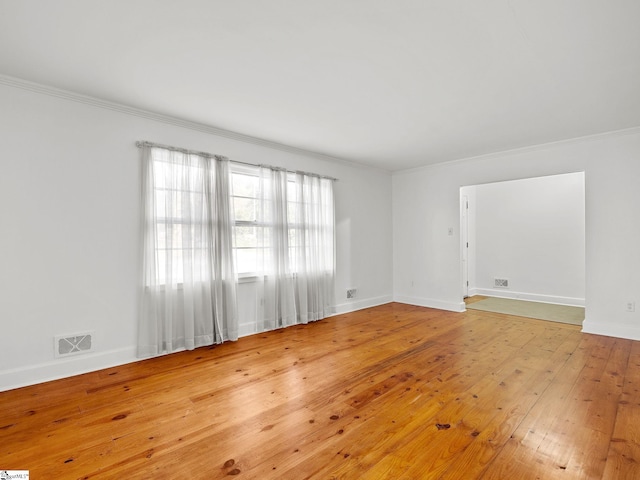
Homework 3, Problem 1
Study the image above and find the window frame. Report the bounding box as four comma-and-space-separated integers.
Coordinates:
229, 165, 306, 279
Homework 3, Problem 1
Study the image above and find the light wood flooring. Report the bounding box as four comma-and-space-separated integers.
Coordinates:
1, 302, 639, 479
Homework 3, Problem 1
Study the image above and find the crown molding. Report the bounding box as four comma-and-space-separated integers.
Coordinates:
393, 124, 640, 177
0, 74, 389, 174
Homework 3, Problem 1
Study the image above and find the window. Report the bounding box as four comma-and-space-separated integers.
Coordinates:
230, 166, 262, 276
149, 148, 211, 286
230, 165, 334, 278
146, 153, 335, 283
139, 144, 239, 356
140, 141, 335, 356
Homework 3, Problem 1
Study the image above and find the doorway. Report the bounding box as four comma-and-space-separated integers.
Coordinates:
460, 172, 585, 308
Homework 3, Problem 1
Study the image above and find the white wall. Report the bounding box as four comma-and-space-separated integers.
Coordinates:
393, 129, 640, 340
0, 80, 393, 391
464, 173, 585, 305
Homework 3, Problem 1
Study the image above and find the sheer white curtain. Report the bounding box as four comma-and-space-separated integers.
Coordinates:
252, 166, 335, 329
138, 145, 237, 357
291, 173, 335, 322
255, 167, 297, 330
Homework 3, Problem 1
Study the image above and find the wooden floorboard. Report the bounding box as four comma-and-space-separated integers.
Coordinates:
1, 302, 639, 479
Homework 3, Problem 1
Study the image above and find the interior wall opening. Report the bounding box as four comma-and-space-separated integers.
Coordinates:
460, 172, 586, 323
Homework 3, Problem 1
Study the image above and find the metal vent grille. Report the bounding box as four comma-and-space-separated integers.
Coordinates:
494, 278, 509, 288
55, 333, 94, 357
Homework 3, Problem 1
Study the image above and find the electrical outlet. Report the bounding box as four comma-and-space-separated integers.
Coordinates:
626, 301, 635, 313
347, 288, 357, 299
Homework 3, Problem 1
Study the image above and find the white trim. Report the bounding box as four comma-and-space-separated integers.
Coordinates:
470, 288, 585, 307
0, 73, 389, 174
0, 346, 137, 393
332, 295, 393, 315
582, 318, 640, 341
393, 295, 466, 313
237, 295, 394, 336
4, 75, 639, 176
0, 296, 394, 391
237, 296, 395, 337
394, 126, 640, 176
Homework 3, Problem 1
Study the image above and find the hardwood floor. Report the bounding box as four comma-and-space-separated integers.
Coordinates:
464, 295, 488, 305
1, 302, 639, 479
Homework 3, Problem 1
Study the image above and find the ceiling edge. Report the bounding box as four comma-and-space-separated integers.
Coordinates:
0, 74, 391, 175
393, 124, 640, 177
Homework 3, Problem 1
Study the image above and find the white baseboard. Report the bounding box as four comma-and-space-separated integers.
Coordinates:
470, 288, 585, 307
237, 294, 395, 334
333, 295, 394, 315
2, 296, 395, 392
582, 318, 640, 341
393, 295, 466, 313
0, 346, 138, 393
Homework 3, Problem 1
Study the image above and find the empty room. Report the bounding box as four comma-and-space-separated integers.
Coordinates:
1, 1, 640, 479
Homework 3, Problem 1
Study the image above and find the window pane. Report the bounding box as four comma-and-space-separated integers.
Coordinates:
158, 223, 180, 248
155, 248, 185, 285
288, 201, 303, 224
190, 223, 207, 249
235, 248, 257, 275
153, 161, 169, 189
233, 197, 258, 222
287, 180, 297, 200
232, 172, 258, 197
156, 223, 167, 249
157, 253, 166, 285
186, 191, 206, 218
234, 226, 258, 248
172, 249, 184, 284
154, 190, 167, 218
259, 226, 271, 247
288, 227, 298, 247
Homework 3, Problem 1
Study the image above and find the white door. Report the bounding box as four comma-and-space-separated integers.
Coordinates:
461, 194, 469, 298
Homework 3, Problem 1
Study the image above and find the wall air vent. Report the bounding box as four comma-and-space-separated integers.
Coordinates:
347, 288, 357, 299
54, 332, 94, 358
494, 278, 509, 288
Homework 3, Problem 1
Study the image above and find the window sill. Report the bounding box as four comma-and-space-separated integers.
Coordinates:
237, 274, 259, 284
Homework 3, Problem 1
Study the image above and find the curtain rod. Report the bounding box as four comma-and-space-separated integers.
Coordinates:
136, 141, 338, 181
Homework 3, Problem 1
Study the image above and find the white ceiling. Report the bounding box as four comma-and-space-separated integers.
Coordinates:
1, 0, 639, 171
